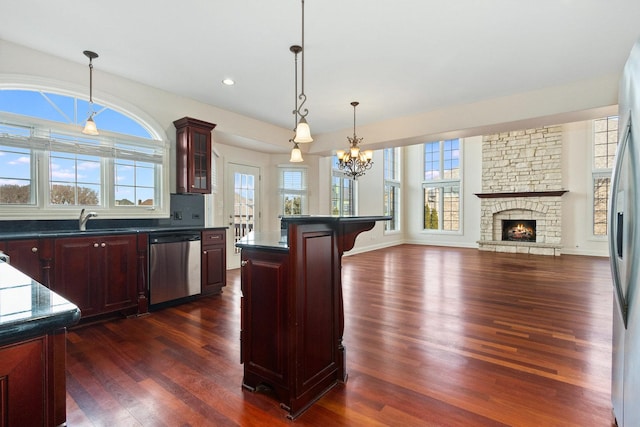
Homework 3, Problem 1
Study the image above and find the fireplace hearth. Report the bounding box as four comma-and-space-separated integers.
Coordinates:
502, 220, 536, 242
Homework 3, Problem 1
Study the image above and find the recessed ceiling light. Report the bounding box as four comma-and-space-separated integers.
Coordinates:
222, 78, 235, 86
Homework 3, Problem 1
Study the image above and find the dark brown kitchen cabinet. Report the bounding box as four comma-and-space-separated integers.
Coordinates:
240, 248, 289, 393
0, 331, 67, 427
1, 238, 53, 285
174, 117, 216, 194
52, 234, 138, 318
201, 229, 226, 295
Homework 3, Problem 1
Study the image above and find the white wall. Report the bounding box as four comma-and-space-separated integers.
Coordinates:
562, 121, 609, 256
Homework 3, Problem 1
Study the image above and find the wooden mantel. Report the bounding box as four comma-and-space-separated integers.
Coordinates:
475, 190, 569, 199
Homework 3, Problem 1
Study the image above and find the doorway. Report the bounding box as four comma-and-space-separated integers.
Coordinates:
226, 163, 260, 268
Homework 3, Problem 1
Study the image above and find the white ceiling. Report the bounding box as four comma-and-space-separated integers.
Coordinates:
2, 0, 640, 148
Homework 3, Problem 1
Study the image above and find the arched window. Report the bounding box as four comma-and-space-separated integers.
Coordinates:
0, 88, 169, 219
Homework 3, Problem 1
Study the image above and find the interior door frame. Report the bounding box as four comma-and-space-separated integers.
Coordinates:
225, 162, 260, 269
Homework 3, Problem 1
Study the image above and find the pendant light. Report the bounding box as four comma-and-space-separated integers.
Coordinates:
289, 45, 304, 162
336, 102, 373, 179
82, 50, 99, 135
293, 0, 312, 143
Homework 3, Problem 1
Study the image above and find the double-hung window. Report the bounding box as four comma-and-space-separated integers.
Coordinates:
279, 166, 307, 215
383, 147, 400, 231
423, 139, 461, 232
0, 89, 168, 218
592, 116, 618, 237
331, 156, 355, 216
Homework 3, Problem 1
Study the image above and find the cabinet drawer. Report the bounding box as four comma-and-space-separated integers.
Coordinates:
202, 230, 225, 245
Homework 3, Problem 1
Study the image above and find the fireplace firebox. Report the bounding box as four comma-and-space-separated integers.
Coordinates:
502, 220, 536, 242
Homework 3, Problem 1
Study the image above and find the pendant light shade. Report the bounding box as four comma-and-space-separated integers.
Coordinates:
82, 50, 99, 135
82, 114, 99, 136
290, 142, 304, 162
294, 117, 312, 143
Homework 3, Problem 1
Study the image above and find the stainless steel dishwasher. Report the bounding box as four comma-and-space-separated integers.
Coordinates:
149, 231, 201, 305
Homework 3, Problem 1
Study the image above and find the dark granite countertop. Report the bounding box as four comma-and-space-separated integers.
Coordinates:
235, 216, 391, 251
235, 231, 289, 251
0, 226, 228, 241
0, 262, 81, 346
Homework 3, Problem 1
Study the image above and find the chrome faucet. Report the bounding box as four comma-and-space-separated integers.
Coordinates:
79, 208, 98, 231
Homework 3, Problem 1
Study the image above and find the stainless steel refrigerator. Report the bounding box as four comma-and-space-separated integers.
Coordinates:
611, 38, 640, 427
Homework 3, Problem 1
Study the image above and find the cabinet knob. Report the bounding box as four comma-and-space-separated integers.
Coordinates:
31, 247, 38, 253
101, 242, 106, 247
93, 243, 99, 248
203, 250, 208, 254
241, 260, 248, 267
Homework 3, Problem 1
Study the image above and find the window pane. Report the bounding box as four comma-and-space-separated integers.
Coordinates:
283, 194, 302, 215
443, 185, 460, 231
424, 188, 440, 230
0, 145, 32, 204
331, 173, 354, 216
593, 176, 610, 236
49, 152, 101, 206
443, 139, 460, 179
115, 160, 156, 206
593, 116, 618, 170
384, 184, 399, 231
424, 142, 440, 181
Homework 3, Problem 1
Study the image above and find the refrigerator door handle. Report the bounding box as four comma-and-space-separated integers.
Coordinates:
609, 118, 632, 326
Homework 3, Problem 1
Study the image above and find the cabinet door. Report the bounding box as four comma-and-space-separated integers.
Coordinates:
190, 128, 211, 193
0, 338, 45, 427
174, 117, 215, 194
240, 249, 289, 389
53, 234, 137, 317
99, 234, 138, 312
201, 230, 226, 295
53, 237, 98, 316
3, 239, 43, 283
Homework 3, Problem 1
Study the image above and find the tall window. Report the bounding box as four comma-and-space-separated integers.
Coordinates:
592, 116, 618, 236
0, 89, 168, 218
331, 156, 355, 216
279, 167, 307, 215
423, 139, 461, 232
383, 147, 400, 231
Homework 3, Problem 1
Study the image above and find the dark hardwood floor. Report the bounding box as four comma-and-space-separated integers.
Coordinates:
65, 245, 614, 426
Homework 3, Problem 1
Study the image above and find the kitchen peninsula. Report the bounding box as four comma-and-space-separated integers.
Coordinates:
0, 260, 81, 426
236, 215, 389, 419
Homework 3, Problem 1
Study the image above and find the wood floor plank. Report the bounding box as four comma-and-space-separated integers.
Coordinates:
66, 245, 614, 426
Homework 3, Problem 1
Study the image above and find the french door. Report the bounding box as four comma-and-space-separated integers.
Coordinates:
226, 163, 260, 268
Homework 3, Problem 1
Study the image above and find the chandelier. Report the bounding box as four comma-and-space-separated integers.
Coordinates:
336, 102, 373, 179
292, 0, 312, 143
82, 50, 99, 135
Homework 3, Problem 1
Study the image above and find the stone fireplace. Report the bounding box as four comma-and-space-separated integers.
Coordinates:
477, 126, 567, 256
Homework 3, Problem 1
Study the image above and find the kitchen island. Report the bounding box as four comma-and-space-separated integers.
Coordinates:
236, 215, 389, 419
0, 261, 81, 427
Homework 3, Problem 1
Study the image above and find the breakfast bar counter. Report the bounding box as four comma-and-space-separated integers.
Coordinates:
236, 215, 389, 418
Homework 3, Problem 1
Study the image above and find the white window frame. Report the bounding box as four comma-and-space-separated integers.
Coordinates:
278, 165, 308, 215
590, 116, 618, 239
331, 155, 356, 216
383, 147, 401, 233
422, 139, 462, 234
0, 87, 169, 220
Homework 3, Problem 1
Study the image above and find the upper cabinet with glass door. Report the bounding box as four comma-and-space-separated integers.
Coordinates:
173, 117, 216, 194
